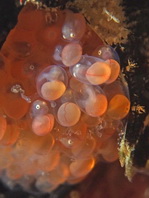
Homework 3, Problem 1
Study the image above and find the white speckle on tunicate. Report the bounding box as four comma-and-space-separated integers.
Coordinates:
36, 105, 40, 110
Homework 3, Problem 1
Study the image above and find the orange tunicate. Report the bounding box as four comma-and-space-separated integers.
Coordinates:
0, 147, 13, 170
52, 121, 87, 152
57, 102, 81, 127
99, 128, 116, 142
99, 137, 119, 162
22, 131, 55, 156
3, 93, 29, 120
45, 162, 70, 185
37, 151, 60, 172
69, 156, 95, 178
3, 92, 29, 120
0, 123, 20, 146
81, 25, 104, 55
85, 94, 108, 117
103, 80, 124, 101
40, 81, 66, 101
105, 59, 120, 84
6, 164, 23, 180
35, 176, 58, 193
0, 116, 7, 140
67, 176, 86, 185
32, 114, 54, 136
86, 61, 111, 85
32, 134, 55, 155
61, 43, 82, 67
72, 137, 96, 159
107, 94, 130, 120
71, 121, 87, 140
81, 113, 101, 127
62, 10, 86, 41
59, 135, 82, 149
35, 162, 69, 193
69, 77, 84, 92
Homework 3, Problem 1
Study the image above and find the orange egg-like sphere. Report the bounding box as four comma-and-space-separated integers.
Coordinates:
61, 43, 82, 67
85, 94, 108, 117
57, 102, 81, 127
105, 59, 120, 84
69, 156, 95, 178
3, 96, 30, 120
86, 62, 111, 85
32, 114, 55, 136
107, 94, 130, 120
41, 81, 66, 101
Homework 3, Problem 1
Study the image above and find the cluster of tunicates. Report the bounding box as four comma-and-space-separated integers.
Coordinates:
0, 2, 130, 193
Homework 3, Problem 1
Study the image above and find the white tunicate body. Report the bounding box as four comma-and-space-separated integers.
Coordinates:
92, 45, 120, 63
36, 65, 68, 99
62, 10, 86, 41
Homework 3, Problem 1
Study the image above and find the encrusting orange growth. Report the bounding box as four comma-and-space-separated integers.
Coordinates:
0, 2, 130, 193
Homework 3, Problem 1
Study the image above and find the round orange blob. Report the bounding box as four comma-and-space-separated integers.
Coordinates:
72, 137, 96, 158
57, 102, 81, 127
69, 156, 95, 178
85, 94, 108, 117
105, 59, 120, 84
33, 134, 55, 155
3, 96, 29, 120
32, 114, 55, 136
107, 94, 130, 120
99, 138, 119, 162
86, 61, 111, 85
61, 43, 82, 67
41, 81, 66, 101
